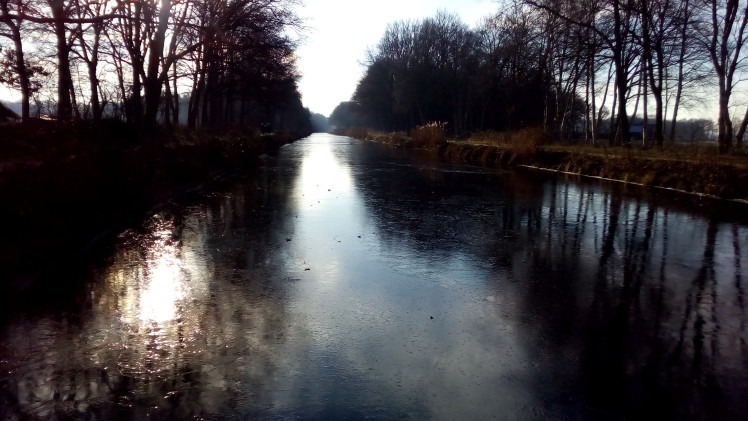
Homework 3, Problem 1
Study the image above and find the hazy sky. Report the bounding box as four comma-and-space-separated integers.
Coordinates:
0, 1, 495, 115
295, 0, 498, 117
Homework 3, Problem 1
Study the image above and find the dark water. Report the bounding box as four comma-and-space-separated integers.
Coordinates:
2, 133, 747, 419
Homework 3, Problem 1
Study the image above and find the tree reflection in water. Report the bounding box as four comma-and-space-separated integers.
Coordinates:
1, 135, 748, 419
506, 184, 748, 418
0, 189, 293, 418
353, 149, 748, 418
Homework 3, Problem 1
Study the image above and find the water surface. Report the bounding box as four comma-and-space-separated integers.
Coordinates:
2, 133, 747, 419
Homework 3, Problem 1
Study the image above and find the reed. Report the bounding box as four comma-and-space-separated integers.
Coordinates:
411, 121, 448, 148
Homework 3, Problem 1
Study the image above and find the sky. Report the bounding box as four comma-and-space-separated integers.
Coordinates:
0, 0, 497, 114
294, 0, 498, 117
0, 0, 717, 121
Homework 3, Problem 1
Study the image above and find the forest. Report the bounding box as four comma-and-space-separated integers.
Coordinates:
4, 0, 748, 152
0, 0, 311, 134
331, 0, 748, 152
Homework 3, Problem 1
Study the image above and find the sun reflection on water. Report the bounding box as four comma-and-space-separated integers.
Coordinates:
95, 214, 211, 384
115, 225, 192, 327
139, 233, 186, 324
296, 140, 353, 208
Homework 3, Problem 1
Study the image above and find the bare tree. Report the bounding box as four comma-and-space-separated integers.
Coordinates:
0, 0, 307, 133
524, 0, 640, 145
637, 0, 676, 147
142, 0, 171, 130
70, 0, 111, 122
668, 0, 708, 142
0, 0, 35, 120
702, 0, 748, 152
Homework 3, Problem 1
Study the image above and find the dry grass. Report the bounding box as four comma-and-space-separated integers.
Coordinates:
461, 128, 748, 168
339, 124, 748, 172
333, 125, 748, 199
411, 121, 448, 148
509, 128, 546, 157
373, 131, 410, 146
542, 142, 748, 168
463, 130, 511, 146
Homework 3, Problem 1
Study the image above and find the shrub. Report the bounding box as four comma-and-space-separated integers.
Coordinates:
374, 131, 409, 147
510, 127, 546, 158
411, 121, 448, 148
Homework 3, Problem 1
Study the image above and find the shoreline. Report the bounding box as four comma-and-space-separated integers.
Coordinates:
0, 126, 303, 291
348, 129, 748, 203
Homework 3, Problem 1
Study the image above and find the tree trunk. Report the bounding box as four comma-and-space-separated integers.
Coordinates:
171, 62, 179, 125
717, 93, 734, 152
669, 0, 690, 142
11, 26, 30, 121
143, 0, 172, 130
643, 67, 648, 147
588, 57, 598, 146
599, 62, 613, 134
1, 0, 31, 122
187, 46, 204, 129
87, 61, 101, 121
86, 24, 103, 122
613, 61, 630, 146
108, 33, 128, 119
610, 75, 618, 140
49, 0, 73, 122
707, 0, 748, 153
734, 105, 748, 147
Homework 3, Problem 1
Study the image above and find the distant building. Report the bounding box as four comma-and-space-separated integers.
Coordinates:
0, 102, 21, 125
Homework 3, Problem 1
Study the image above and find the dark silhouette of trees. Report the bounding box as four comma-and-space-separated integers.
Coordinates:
703, 0, 748, 151
329, 101, 363, 129
0, 0, 43, 121
478, 5, 552, 132
351, 10, 552, 136
185, 0, 302, 131
524, 0, 642, 146
346, 0, 728, 148
0, 0, 308, 133
309, 112, 329, 132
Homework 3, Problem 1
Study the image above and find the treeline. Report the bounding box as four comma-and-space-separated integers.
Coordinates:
335, 0, 748, 152
0, 0, 310, 133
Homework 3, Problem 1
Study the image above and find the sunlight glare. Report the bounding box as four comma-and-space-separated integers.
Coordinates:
115, 224, 192, 327
140, 246, 185, 324
297, 141, 352, 207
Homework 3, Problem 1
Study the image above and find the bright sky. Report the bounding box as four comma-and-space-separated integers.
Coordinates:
294, 0, 498, 117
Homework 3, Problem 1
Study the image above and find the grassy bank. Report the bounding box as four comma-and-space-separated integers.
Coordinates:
0, 122, 302, 286
335, 127, 748, 202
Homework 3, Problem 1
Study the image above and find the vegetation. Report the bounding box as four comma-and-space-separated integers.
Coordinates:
0, 0, 319, 281
411, 121, 448, 148
0, 119, 296, 281
332, 0, 748, 154
336, 124, 748, 200
0, 0, 311, 133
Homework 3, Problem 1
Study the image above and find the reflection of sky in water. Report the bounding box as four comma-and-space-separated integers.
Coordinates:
122, 228, 188, 324
296, 138, 354, 206
1, 134, 748, 419
281, 135, 536, 419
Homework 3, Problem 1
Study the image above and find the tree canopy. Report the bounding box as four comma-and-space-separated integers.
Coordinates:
343, 0, 748, 150
0, 0, 311, 134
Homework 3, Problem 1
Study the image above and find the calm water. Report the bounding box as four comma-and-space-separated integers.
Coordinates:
1, 133, 747, 419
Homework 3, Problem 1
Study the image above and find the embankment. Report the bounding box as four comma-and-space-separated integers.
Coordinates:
354, 129, 748, 202
437, 142, 748, 201
0, 123, 302, 288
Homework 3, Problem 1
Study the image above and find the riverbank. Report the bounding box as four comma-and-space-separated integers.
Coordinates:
0, 122, 304, 289
338, 128, 748, 202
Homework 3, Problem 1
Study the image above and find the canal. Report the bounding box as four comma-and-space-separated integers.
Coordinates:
1, 133, 747, 419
